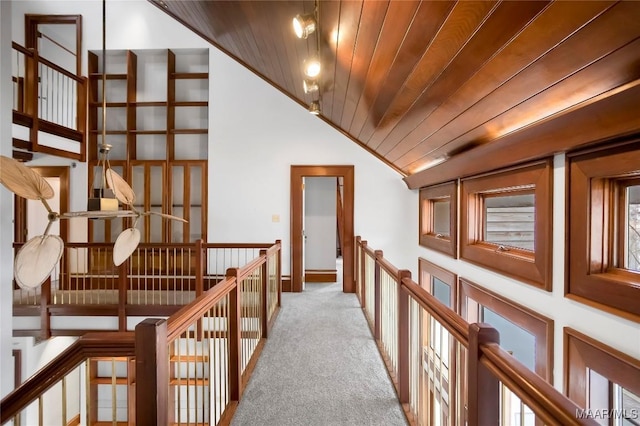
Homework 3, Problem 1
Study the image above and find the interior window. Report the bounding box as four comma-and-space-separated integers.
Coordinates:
433, 200, 451, 238
625, 184, 640, 272
483, 192, 535, 252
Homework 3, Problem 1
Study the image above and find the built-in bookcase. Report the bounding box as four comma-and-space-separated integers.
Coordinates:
87, 49, 208, 243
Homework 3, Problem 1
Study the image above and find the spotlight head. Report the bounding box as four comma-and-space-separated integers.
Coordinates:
293, 13, 316, 39
303, 57, 321, 78
308, 101, 320, 115
303, 78, 319, 94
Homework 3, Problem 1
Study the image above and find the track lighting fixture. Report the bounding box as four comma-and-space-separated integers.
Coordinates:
293, 13, 316, 39
308, 101, 320, 115
303, 57, 321, 78
303, 78, 319, 94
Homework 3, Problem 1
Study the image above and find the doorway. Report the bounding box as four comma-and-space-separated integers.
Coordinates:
14, 166, 70, 244
290, 165, 354, 293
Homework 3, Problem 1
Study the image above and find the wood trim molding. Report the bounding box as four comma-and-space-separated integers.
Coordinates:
418, 257, 458, 311
290, 165, 355, 293
419, 181, 458, 258
460, 159, 553, 290
404, 80, 640, 189
304, 269, 338, 283
566, 139, 640, 321
459, 278, 554, 383
564, 327, 640, 408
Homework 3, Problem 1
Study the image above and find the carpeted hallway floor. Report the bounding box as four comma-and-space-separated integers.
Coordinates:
231, 275, 408, 426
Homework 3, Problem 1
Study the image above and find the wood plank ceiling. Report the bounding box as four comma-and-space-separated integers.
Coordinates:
150, 0, 640, 187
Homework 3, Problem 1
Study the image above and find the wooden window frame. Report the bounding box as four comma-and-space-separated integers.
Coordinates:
419, 181, 457, 258
460, 160, 553, 290
564, 327, 640, 410
418, 257, 457, 311
567, 141, 640, 321
459, 278, 554, 382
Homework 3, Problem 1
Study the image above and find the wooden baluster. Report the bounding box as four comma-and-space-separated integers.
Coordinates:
135, 318, 168, 426
397, 270, 411, 404
374, 249, 383, 340
118, 260, 128, 331
41, 276, 51, 340
468, 323, 500, 426
226, 268, 243, 401
275, 240, 282, 308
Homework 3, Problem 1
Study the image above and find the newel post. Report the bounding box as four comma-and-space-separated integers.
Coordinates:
195, 239, 204, 296
118, 260, 128, 331
468, 323, 500, 426
355, 236, 361, 302
374, 249, 383, 340
227, 268, 243, 401
135, 318, 168, 426
361, 240, 367, 310
260, 249, 268, 338
40, 276, 51, 340
275, 239, 282, 307
397, 269, 412, 404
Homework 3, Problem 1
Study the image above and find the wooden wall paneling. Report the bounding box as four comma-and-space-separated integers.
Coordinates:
274, 2, 309, 101
384, 0, 615, 163
371, 0, 550, 160
361, 0, 457, 148
397, 1, 640, 170
326, 0, 363, 123
403, 80, 640, 189
374, 0, 497, 156
260, 2, 299, 95
348, 0, 421, 137
318, 0, 341, 116
339, 1, 389, 129
240, 2, 286, 87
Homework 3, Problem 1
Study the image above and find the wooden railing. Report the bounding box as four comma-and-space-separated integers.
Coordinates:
355, 236, 598, 426
11, 42, 86, 161
3, 241, 282, 425
13, 240, 281, 338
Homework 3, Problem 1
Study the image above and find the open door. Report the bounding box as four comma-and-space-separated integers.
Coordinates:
290, 165, 354, 293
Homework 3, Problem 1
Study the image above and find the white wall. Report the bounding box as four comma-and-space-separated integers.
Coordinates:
304, 177, 337, 271
1, 0, 15, 399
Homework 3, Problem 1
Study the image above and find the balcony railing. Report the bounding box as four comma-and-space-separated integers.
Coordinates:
355, 236, 598, 426
12, 42, 86, 161
2, 240, 282, 425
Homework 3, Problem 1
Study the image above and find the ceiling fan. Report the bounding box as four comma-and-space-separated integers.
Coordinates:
0, 154, 186, 290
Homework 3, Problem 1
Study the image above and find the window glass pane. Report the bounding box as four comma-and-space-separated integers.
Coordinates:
484, 193, 535, 251
627, 185, 640, 272
432, 277, 451, 308
433, 200, 450, 237
482, 307, 536, 371
620, 387, 640, 426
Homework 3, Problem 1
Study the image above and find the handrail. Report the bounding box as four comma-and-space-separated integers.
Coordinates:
401, 277, 469, 347
37, 54, 85, 82
376, 252, 399, 278
235, 255, 266, 282
166, 277, 236, 342
480, 343, 598, 426
0, 332, 135, 423
356, 235, 599, 426
11, 42, 34, 57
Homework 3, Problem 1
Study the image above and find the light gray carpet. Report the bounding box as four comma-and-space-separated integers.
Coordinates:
231, 280, 408, 426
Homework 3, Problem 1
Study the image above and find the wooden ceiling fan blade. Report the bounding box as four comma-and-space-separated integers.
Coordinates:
105, 169, 136, 205
113, 228, 141, 266
144, 211, 188, 223
14, 235, 64, 289
0, 155, 54, 200
59, 210, 138, 219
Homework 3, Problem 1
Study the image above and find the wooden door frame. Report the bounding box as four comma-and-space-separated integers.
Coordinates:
25, 14, 83, 75
14, 166, 70, 243
291, 165, 354, 293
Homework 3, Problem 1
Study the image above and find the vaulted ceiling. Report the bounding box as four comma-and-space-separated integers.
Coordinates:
150, 0, 640, 188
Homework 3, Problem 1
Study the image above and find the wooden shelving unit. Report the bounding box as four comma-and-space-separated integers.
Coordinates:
88, 49, 208, 244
